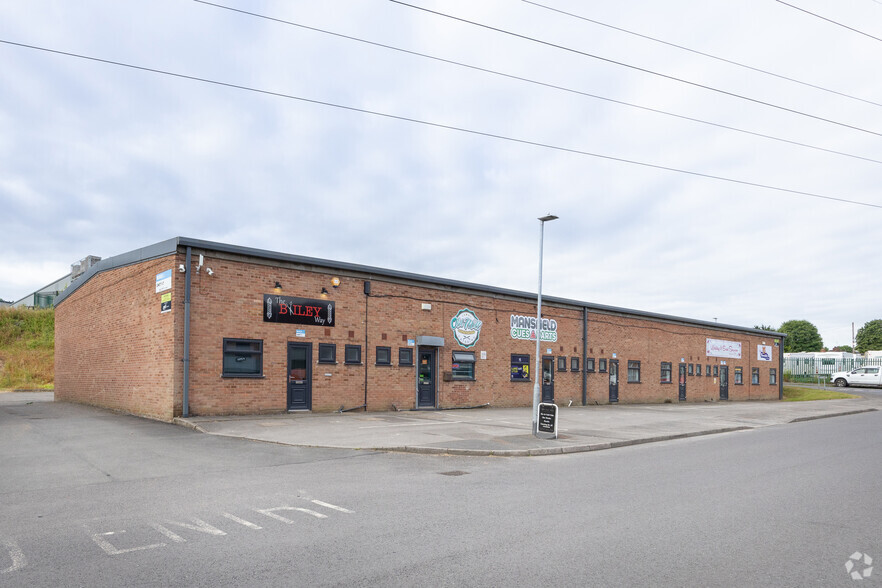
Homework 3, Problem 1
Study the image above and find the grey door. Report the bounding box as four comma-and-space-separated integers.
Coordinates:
417, 348, 436, 408
287, 342, 312, 411
678, 363, 687, 401
542, 356, 554, 402
609, 359, 619, 403
720, 366, 729, 400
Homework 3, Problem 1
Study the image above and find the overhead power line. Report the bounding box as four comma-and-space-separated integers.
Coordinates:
522, 0, 882, 109
775, 0, 882, 43
388, 0, 882, 138
193, 0, 882, 166
1, 38, 880, 210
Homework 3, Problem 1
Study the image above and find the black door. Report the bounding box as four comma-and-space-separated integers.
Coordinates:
678, 363, 687, 401
417, 348, 436, 408
287, 342, 312, 411
609, 359, 619, 403
720, 366, 729, 400
542, 356, 554, 402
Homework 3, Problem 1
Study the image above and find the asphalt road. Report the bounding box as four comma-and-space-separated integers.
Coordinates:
2, 395, 880, 587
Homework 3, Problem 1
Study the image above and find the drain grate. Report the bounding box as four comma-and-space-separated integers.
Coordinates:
438, 470, 469, 476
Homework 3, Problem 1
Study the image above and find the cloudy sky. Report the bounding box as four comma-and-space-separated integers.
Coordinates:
2, 0, 880, 347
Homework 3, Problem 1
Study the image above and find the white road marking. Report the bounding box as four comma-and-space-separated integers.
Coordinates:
90, 530, 165, 555
151, 525, 186, 544
254, 506, 328, 523
310, 500, 354, 514
222, 513, 262, 529
1, 540, 26, 574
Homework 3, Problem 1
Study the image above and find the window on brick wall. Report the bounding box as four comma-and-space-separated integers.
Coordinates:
557, 356, 567, 372
696, 363, 702, 377
706, 365, 711, 377
511, 354, 530, 381
688, 363, 694, 376
713, 365, 719, 377
376, 346, 391, 365
452, 351, 475, 380
770, 368, 777, 385
399, 347, 413, 366
599, 358, 607, 373
751, 367, 760, 385
586, 357, 595, 372
318, 343, 336, 364
222, 338, 263, 377
660, 362, 672, 383
734, 367, 743, 385
345, 345, 362, 365
571, 357, 580, 372
627, 360, 641, 383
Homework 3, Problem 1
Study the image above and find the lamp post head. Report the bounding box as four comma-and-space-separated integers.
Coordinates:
538, 214, 558, 222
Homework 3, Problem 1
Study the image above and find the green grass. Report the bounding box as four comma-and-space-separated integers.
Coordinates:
0, 307, 54, 390
782, 385, 858, 401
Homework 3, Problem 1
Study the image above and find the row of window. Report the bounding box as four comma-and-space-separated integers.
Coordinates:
223, 340, 778, 386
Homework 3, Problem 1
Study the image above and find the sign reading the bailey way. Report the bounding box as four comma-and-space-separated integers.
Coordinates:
264, 294, 335, 327
510, 314, 558, 342
450, 308, 482, 348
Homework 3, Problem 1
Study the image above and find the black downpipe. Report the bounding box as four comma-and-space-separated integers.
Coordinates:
182, 247, 192, 418
779, 334, 785, 400
582, 307, 588, 406
363, 280, 371, 411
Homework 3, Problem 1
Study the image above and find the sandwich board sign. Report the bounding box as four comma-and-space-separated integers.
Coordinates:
537, 403, 558, 439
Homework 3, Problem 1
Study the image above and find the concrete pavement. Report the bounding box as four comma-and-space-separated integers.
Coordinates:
176, 393, 882, 456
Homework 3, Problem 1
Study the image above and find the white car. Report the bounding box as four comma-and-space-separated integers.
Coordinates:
830, 367, 882, 387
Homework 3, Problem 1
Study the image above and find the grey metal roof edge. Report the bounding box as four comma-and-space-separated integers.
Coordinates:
54, 238, 180, 306
177, 237, 783, 338
54, 236, 786, 338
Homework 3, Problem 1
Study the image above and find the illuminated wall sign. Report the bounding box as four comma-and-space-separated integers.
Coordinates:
264, 294, 335, 327
757, 345, 773, 361
510, 314, 558, 342
450, 308, 482, 348
706, 338, 742, 359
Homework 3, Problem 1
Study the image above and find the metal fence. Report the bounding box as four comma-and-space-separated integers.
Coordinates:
784, 356, 882, 381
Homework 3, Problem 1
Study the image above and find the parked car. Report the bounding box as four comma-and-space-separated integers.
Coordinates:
830, 366, 882, 387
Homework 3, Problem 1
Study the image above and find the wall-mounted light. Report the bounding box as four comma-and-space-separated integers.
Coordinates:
331, 277, 341, 288
321, 287, 329, 295
206, 268, 214, 276
178, 264, 186, 273
274, 281, 282, 294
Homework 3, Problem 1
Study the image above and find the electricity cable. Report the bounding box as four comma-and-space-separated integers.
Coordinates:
774, 0, 882, 43
1, 38, 880, 210
388, 0, 882, 138
523, 0, 882, 109
192, 0, 882, 166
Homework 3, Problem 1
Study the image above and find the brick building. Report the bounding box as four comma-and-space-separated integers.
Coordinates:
54, 237, 785, 421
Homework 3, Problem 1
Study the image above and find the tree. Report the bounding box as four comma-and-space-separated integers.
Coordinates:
754, 324, 775, 331
832, 345, 854, 353
855, 319, 882, 353
779, 320, 823, 353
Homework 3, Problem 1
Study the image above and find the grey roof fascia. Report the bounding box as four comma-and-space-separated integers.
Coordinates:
55, 236, 786, 339
54, 238, 179, 306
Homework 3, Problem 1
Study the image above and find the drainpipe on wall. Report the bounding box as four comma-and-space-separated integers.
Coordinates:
182, 247, 192, 418
779, 334, 785, 400
363, 280, 371, 412
582, 307, 588, 406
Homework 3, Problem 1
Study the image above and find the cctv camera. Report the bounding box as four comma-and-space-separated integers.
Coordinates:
206, 268, 214, 276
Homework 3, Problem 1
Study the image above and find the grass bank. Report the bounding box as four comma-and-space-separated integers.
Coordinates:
782, 385, 857, 401
0, 307, 54, 390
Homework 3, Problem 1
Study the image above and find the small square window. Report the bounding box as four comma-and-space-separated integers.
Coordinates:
345, 345, 362, 364
318, 343, 336, 364
557, 356, 567, 372
627, 360, 641, 383
511, 354, 530, 381
660, 361, 672, 383
376, 346, 391, 365
599, 358, 607, 373
571, 357, 580, 372
399, 347, 413, 366
770, 368, 777, 385
586, 357, 595, 373
452, 351, 475, 380
222, 338, 263, 377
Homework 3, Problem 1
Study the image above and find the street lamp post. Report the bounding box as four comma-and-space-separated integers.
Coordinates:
533, 214, 558, 436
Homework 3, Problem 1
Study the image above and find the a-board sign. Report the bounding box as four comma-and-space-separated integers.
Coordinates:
538, 402, 558, 438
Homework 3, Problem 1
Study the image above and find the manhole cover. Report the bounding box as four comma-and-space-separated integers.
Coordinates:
438, 470, 469, 476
